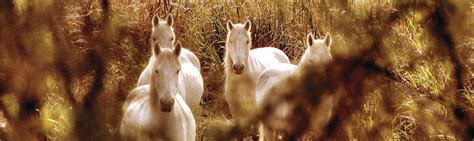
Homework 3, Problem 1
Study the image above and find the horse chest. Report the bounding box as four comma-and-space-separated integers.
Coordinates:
143, 112, 185, 139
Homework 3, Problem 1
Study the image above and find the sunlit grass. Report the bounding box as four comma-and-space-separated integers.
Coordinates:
0, 94, 19, 119
40, 92, 74, 140
39, 75, 74, 140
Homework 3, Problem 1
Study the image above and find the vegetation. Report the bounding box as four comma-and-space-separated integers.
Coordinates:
0, 0, 472, 140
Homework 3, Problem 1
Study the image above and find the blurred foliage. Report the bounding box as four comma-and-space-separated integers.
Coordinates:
0, 0, 473, 140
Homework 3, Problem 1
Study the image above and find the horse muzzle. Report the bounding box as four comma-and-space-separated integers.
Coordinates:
160, 98, 175, 112
232, 64, 245, 74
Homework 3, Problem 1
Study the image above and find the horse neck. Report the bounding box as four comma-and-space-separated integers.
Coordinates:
298, 49, 310, 66
295, 62, 309, 73
246, 54, 260, 78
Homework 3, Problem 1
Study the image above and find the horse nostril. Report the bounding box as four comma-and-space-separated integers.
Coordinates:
170, 100, 175, 107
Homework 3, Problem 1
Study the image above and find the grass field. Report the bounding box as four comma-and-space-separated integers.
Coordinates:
0, 0, 473, 140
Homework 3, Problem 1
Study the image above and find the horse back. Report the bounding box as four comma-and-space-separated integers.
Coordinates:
178, 62, 204, 109
251, 47, 290, 63
249, 47, 290, 78
180, 48, 201, 70
256, 63, 296, 105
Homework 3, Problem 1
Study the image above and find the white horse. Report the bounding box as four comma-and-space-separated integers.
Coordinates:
121, 43, 196, 141
223, 19, 290, 127
256, 33, 333, 141
137, 14, 203, 109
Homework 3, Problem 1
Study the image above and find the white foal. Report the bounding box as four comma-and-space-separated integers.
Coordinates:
137, 14, 203, 109
223, 19, 290, 127
256, 33, 333, 141
121, 43, 196, 141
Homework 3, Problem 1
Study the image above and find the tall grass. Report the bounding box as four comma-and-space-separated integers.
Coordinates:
0, 0, 472, 140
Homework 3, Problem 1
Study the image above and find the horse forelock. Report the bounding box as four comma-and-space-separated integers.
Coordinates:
153, 21, 174, 32
153, 49, 180, 69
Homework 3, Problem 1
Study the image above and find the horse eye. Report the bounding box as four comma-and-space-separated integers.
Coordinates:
152, 37, 156, 41
170, 37, 174, 41
176, 69, 180, 74
155, 70, 158, 73
246, 40, 249, 44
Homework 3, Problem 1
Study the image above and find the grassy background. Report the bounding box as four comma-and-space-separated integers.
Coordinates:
0, 0, 473, 140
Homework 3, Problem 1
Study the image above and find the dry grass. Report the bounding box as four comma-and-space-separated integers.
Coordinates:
0, 0, 472, 140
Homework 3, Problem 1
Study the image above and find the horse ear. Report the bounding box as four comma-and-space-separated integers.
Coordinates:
324, 33, 331, 48
227, 20, 234, 31
153, 42, 161, 55
174, 41, 182, 56
152, 14, 160, 27
307, 33, 314, 47
166, 14, 174, 26
244, 20, 251, 31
